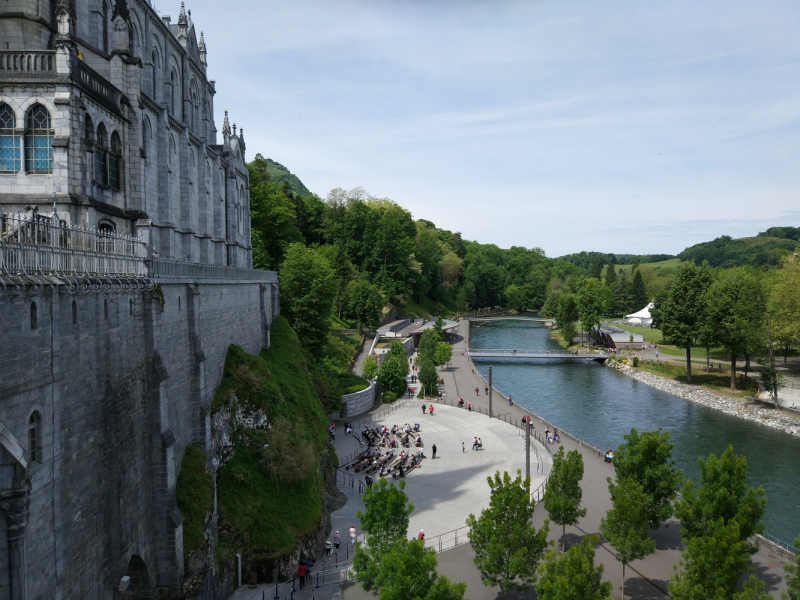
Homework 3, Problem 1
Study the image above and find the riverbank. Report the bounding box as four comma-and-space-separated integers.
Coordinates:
605, 359, 800, 439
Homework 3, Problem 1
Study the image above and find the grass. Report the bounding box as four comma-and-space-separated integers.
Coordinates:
212, 316, 330, 564
632, 359, 760, 398
396, 298, 430, 319
605, 258, 686, 276
175, 443, 214, 559
339, 372, 370, 394
608, 321, 731, 361
330, 314, 356, 329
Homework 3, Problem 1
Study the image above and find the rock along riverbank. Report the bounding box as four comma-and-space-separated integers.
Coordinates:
605, 360, 800, 439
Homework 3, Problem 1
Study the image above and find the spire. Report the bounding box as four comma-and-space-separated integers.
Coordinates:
239, 128, 245, 152
222, 110, 231, 145
178, 2, 188, 25
198, 31, 207, 66
233, 123, 237, 136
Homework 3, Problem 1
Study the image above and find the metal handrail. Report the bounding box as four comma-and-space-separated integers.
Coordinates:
423, 525, 471, 552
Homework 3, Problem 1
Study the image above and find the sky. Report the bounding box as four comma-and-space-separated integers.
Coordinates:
180, 0, 800, 257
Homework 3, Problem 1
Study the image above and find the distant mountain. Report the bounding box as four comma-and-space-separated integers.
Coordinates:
259, 157, 312, 197
679, 233, 797, 268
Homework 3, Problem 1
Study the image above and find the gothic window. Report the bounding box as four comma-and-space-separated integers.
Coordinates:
24, 105, 53, 174
28, 412, 41, 463
170, 70, 177, 115
30, 301, 38, 330
109, 132, 122, 191
191, 90, 198, 132
98, 219, 115, 253
84, 114, 94, 144
150, 51, 158, 98
0, 103, 20, 173
94, 123, 108, 185
72, 300, 78, 325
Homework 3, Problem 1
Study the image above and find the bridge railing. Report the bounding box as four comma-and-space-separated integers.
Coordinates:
470, 349, 607, 356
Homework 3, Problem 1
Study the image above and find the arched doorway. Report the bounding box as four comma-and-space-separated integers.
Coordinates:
121, 555, 153, 599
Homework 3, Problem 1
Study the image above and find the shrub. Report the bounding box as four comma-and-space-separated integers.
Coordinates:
383, 391, 398, 403
632, 356, 639, 367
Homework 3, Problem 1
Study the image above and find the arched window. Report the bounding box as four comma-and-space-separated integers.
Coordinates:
109, 132, 122, 191
98, 219, 115, 253
25, 104, 53, 173
72, 300, 78, 325
170, 70, 177, 115
168, 135, 176, 170
94, 123, 108, 185
0, 103, 21, 173
30, 301, 38, 330
190, 86, 199, 132
84, 114, 94, 144
28, 412, 41, 463
150, 51, 158, 98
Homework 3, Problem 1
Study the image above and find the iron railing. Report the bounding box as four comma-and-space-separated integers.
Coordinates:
1, 210, 147, 278
423, 526, 471, 552
147, 257, 277, 281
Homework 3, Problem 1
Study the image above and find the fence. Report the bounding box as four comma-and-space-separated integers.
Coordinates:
147, 257, 277, 281
337, 396, 416, 466
336, 469, 354, 489
423, 526, 471, 552
1, 210, 147, 278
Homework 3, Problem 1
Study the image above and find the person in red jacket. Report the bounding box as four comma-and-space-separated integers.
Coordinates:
428, 404, 434, 416
296, 563, 307, 589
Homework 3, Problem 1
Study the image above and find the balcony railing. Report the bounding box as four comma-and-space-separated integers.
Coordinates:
0, 210, 278, 285
0, 51, 55, 77
1, 210, 147, 279
71, 57, 121, 110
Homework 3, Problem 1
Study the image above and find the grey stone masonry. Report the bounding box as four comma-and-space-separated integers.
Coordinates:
342, 380, 377, 418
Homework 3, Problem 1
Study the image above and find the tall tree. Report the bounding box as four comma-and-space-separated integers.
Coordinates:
590, 258, 603, 280
612, 429, 682, 529
770, 247, 800, 367
418, 328, 440, 362
668, 518, 755, 600
605, 255, 618, 287
631, 269, 648, 310
535, 535, 613, 600
347, 278, 385, 331
674, 445, 766, 552
577, 278, 605, 346
278, 243, 336, 355
417, 356, 438, 396
599, 477, 656, 600
656, 262, 712, 383
435, 342, 453, 366
386, 341, 410, 376
706, 267, 765, 390
378, 357, 409, 398
784, 534, 800, 600
362, 355, 379, 380
557, 294, 579, 347
543, 447, 587, 552
373, 539, 467, 600
467, 470, 550, 598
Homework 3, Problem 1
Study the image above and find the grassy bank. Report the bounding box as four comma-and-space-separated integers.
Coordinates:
175, 443, 214, 559
622, 358, 760, 398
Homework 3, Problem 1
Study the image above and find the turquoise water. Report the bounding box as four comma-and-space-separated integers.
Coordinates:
470, 318, 800, 542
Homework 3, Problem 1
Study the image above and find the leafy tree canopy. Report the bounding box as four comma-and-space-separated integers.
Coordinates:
536, 535, 613, 600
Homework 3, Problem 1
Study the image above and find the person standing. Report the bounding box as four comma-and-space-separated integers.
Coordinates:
305, 559, 314, 584
432, 443, 437, 459
334, 531, 341, 552
475, 387, 479, 396
462, 442, 466, 452
325, 539, 332, 557
484, 386, 488, 395
349, 525, 357, 546
296, 563, 307, 590
428, 404, 434, 416
467, 402, 472, 412
422, 404, 427, 415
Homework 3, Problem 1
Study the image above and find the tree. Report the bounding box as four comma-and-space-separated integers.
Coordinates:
418, 328, 440, 362
770, 247, 800, 367
386, 341, 410, 376
735, 576, 774, 600
631, 269, 648, 310
435, 342, 453, 366
668, 518, 755, 600
706, 267, 765, 390
612, 428, 683, 529
433, 315, 445, 338
543, 447, 587, 553
599, 477, 656, 600
577, 278, 605, 345
605, 255, 618, 287
590, 258, 603, 280
656, 262, 712, 383
375, 539, 467, 600
278, 243, 336, 355
784, 534, 800, 600
535, 535, 613, 600
362, 355, 379, 380
417, 356, 438, 396
348, 278, 386, 331
674, 445, 766, 552
466, 470, 550, 598
557, 294, 579, 347
378, 356, 409, 398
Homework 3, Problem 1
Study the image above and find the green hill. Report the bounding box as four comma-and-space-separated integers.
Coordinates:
257, 156, 312, 197
678, 234, 796, 268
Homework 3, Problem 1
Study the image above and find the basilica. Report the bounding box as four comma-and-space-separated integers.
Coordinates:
0, 0, 252, 267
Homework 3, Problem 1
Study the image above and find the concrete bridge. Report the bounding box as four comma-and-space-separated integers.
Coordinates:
469, 349, 608, 362
469, 317, 553, 325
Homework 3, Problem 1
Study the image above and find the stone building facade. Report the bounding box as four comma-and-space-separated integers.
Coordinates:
0, 0, 252, 266
0, 2, 275, 599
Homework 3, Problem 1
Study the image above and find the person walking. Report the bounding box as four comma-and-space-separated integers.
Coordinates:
296, 563, 307, 590
472, 436, 478, 450
334, 531, 341, 552
428, 404, 434, 416
467, 402, 472, 412
462, 442, 466, 452
484, 386, 488, 395
349, 525, 357, 546
305, 559, 314, 584
422, 404, 427, 415
432, 444, 437, 459
325, 539, 332, 557
475, 387, 479, 396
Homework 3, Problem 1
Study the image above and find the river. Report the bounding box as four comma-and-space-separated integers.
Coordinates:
470, 317, 800, 543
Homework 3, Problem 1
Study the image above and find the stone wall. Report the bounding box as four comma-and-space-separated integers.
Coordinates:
0, 277, 278, 600
342, 380, 377, 418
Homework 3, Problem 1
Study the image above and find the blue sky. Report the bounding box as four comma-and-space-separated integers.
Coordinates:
183, 0, 800, 257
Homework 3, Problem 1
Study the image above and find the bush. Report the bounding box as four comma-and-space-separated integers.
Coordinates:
632, 356, 639, 367
383, 391, 398, 403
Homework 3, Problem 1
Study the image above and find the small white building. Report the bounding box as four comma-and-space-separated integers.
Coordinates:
624, 302, 654, 327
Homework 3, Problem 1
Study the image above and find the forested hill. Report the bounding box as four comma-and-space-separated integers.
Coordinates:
253, 154, 311, 197
556, 251, 675, 270
678, 233, 797, 268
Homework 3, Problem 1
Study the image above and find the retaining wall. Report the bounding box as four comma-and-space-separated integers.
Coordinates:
342, 380, 377, 418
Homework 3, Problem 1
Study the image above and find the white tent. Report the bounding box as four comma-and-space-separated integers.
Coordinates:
624, 302, 654, 327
